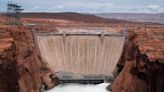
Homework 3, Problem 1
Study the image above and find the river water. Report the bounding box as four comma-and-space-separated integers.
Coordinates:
46, 83, 110, 92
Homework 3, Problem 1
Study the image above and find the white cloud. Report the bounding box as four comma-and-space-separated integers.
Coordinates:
63, 2, 115, 9
147, 4, 160, 11
47, 5, 64, 12
33, 6, 41, 9
57, 5, 64, 9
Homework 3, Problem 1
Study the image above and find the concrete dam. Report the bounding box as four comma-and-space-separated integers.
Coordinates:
34, 27, 127, 84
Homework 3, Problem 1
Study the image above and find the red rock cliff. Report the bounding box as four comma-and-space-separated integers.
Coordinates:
0, 26, 43, 92
112, 26, 164, 92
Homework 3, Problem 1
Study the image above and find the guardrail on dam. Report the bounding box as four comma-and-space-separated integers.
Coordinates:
33, 27, 128, 84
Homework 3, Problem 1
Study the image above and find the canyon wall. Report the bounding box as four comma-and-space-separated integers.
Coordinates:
0, 29, 18, 92
11, 27, 42, 92
0, 26, 54, 92
111, 27, 164, 92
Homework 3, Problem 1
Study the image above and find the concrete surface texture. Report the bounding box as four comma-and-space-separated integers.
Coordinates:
36, 28, 126, 76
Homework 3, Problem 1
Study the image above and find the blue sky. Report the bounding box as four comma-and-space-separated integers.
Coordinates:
0, 0, 164, 13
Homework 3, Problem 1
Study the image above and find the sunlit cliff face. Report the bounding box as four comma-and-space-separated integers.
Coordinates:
46, 83, 110, 92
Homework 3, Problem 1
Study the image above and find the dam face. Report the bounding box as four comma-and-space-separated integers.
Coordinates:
34, 27, 127, 82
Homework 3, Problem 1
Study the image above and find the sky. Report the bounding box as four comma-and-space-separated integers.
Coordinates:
0, 0, 164, 13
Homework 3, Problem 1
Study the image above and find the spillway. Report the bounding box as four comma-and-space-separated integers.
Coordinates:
34, 27, 127, 82
45, 83, 110, 92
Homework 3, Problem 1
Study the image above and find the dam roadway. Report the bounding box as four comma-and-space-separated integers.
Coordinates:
34, 27, 127, 82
